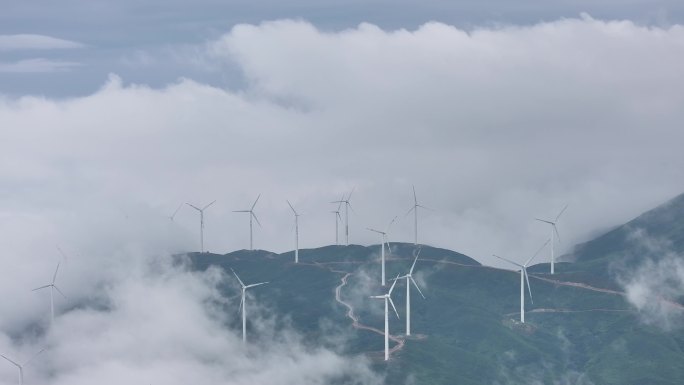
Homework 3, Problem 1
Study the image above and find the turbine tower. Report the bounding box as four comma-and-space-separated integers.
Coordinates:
234, 194, 262, 251
232, 268, 268, 344
535, 204, 568, 274
331, 188, 354, 246
32, 263, 66, 325
405, 185, 430, 245
186, 200, 216, 253
371, 274, 400, 361
331, 196, 343, 245
395, 247, 425, 336
1, 349, 44, 385
493, 239, 549, 323
287, 200, 301, 263
367, 216, 397, 286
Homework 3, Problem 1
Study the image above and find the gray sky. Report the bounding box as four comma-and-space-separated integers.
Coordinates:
2, 0, 683, 96
2, 3, 684, 383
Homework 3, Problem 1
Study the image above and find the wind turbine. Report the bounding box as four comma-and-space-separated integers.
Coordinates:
535, 204, 568, 274
395, 247, 425, 336
232, 268, 268, 344
234, 194, 262, 251
405, 185, 430, 245
168, 203, 184, 221
367, 216, 397, 286
287, 200, 301, 263
331, 196, 343, 245
331, 188, 354, 246
32, 263, 66, 325
493, 239, 549, 323
1, 349, 44, 385
186, 200, 216, 253
370, 274, 400, 361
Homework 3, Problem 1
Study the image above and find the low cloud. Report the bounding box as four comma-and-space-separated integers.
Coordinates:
614, 230, 684, 330
0, 58, 82, 73
0, 35, 84, 51
0, 214, 381, 385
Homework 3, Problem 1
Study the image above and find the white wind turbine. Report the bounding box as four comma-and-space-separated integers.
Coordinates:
186, 200, 216, 253
331, 196, 343, 245
234, 194, 262, 251
404, 185, 431, 245
32, 263, 66, 325
232, 268, 268, 344
367, 216, 397, 286
287, 200, 301, 263
370, 274, 400, 361
331, 188, 354, 246
493, 239, 549, 323
395, 248, 425, 336
1, 349, 44, 385
535, 204, 568, 274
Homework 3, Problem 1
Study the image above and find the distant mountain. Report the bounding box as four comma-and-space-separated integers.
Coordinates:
571, 192, 684, 265
182, 194, 684, 385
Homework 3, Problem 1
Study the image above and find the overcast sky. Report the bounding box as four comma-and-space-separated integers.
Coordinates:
2, 2, 684, 383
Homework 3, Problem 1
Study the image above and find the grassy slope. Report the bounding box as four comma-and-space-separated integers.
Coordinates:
186, 229, 684, 384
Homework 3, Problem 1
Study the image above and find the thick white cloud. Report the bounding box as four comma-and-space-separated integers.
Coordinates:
1, 17, 684, 265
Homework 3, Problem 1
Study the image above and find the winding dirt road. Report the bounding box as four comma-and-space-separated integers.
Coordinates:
310, 262, 406, 358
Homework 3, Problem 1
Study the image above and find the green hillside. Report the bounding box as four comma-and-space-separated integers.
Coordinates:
184, 197, 684, 384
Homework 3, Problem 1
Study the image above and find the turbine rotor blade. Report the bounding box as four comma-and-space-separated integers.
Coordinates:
534, 218, 554, 225
252, 212, 262, 227
388, 274, 400, 295
388, 297, 400, 319
555, 204, 569, 221
553, 224, 561, 244
0, 354, 20, 368
171, 202, 183, 218
347, 187, 355, 201
404, 205, 416, 217
367, 228, 383, 234
493, 254, 523, 268
202, 200, 216, 210
52, 262, 60, 284
525, 238, 550, 266
239, 295, 244, 314
23, 348, 45, 366
287, 200, 297, 215
245, 281, 268, 289
251, 194, 261, 210
370, 295, 385, 299
186, 203, 202, 211
32, 285, 51, 291
53, 285, 67, 299
410, 276, 426, 299
386, 216, 397, 232
524, 268, 533, 304
412, 185, 417, 204
410, 254, 420, 274
231, 268, 245, 288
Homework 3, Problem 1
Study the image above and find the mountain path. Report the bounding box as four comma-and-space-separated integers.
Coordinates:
307, 262, 406, 358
